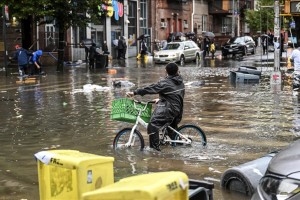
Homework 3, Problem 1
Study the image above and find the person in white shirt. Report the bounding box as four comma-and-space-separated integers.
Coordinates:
290, 47, 300, 89
291, 47, 300, 71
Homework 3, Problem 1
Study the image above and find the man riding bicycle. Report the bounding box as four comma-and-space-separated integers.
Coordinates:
127, 62, 185, 151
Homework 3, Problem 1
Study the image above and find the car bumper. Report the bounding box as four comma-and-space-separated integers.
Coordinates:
153, 57, 179, 63
222, 49, 240, 55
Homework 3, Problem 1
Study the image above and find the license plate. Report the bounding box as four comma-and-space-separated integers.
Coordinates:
229, 49, 233, 52
160, 59, 165, 61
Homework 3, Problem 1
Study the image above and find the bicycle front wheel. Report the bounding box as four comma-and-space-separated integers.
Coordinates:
175, 124, 207, 147
113, 128, 145, 150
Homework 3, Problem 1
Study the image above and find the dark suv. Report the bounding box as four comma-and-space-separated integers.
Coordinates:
222, 36, 256, 57
252, 140, 300, 200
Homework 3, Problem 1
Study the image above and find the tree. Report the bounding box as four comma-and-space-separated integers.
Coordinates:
0, 0, 107, 72
245, 0, 275, 35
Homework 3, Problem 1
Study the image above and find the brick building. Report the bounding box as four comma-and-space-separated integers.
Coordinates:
3, 0, 299, 68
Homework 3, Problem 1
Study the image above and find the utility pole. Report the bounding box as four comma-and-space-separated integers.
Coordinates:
231, 0, 235, 37
2, 6, 8, 76
274, 0, 280, 72
237, 0, 240, 36
270, 0, 282, 90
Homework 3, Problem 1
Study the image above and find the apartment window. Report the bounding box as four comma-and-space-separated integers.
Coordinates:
45, 21, 56, 47
140, 0, 147, 34
128, 1, 137, 47
221, 17, 232, 34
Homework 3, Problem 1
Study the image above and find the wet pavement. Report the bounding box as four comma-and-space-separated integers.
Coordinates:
0, 47, 299, 200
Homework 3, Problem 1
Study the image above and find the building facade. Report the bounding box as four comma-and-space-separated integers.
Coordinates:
2, 0, 299, 66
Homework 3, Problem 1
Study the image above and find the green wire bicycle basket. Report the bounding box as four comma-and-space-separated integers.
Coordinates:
110, 98, 152, 123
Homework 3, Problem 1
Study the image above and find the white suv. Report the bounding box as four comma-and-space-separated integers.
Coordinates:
154, 41, 201, 65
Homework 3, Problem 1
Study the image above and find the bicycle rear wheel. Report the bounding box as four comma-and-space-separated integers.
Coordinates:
175, 124, 207, 147
113, 128, 145, 150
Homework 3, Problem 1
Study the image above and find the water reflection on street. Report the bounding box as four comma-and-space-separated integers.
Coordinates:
0, 55, 299, 200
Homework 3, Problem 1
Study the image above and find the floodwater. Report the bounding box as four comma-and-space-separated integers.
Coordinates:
0, 53, 299, 200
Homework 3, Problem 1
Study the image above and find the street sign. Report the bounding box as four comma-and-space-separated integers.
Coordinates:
270, 71, 282, 92
270, 71, 282, 85
290, 1, 300, 13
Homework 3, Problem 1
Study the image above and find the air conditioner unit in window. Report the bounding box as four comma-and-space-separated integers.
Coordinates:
160, 22, 167, 28
184, 23, 189, 29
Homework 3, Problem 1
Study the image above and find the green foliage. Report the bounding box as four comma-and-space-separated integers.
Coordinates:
0, 0, 106, 28
245, 0, 285, 34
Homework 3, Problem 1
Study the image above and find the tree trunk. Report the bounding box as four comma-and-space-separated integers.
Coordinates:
56, 26, 65, 72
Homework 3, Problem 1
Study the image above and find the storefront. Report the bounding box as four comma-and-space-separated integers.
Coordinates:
89, 0, 139, 58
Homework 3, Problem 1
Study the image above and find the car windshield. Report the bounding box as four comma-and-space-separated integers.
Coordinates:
229, 37, 245, 44
164, 43, 183, 50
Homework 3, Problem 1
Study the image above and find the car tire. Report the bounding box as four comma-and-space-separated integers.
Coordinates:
243, 47, 247, 56
180, 55, 185, 66
252, 47, 256, 55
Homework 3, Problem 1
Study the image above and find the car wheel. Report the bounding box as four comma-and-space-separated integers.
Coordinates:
243, 47, 247, 56
180, 55, 185, 66
252, 47, 256, 55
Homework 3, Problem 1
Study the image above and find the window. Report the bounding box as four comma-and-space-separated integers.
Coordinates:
128, 1, 137, 47
221, 17, 232, 34
140, 0, 147, 34
45, 22, 56, 47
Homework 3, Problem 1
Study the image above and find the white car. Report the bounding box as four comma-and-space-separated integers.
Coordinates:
153, 41, 201, 65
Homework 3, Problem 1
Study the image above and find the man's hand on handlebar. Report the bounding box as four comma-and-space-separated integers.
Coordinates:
126, 92, 134, 97
153, 98, 160, 104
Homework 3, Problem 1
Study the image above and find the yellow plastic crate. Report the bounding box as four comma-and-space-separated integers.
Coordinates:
35, 150, 114, 200
82, 171, 189, 200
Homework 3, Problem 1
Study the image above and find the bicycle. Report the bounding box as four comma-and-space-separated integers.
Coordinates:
111, 98, 207, 150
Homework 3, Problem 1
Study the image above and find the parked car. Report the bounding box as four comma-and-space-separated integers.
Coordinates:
153, 41, 201, 65
252, 139, 300, 200
222, 36, 256, 57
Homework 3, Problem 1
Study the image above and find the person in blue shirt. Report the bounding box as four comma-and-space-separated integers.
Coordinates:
13, 44, 31, 77
30, 50, 45, 75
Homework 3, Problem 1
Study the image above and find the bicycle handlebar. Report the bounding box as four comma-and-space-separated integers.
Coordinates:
133, 99, 156, 104
129, 98, 156, 113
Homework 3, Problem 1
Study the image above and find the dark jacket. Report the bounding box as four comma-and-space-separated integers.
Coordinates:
14, 48, 31, 66
118, 39, 125, 50
89, 45, 98, 59
140, 41, 147, 55
134, 75, 185, 125
102, 43, 108, 53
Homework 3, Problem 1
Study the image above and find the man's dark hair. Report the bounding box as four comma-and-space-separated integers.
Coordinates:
165, 62, 178, 75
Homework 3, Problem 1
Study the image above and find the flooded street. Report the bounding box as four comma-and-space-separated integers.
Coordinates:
0, 52, 299, 200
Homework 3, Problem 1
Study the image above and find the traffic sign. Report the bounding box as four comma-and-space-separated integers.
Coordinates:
270, 71, 282, 85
